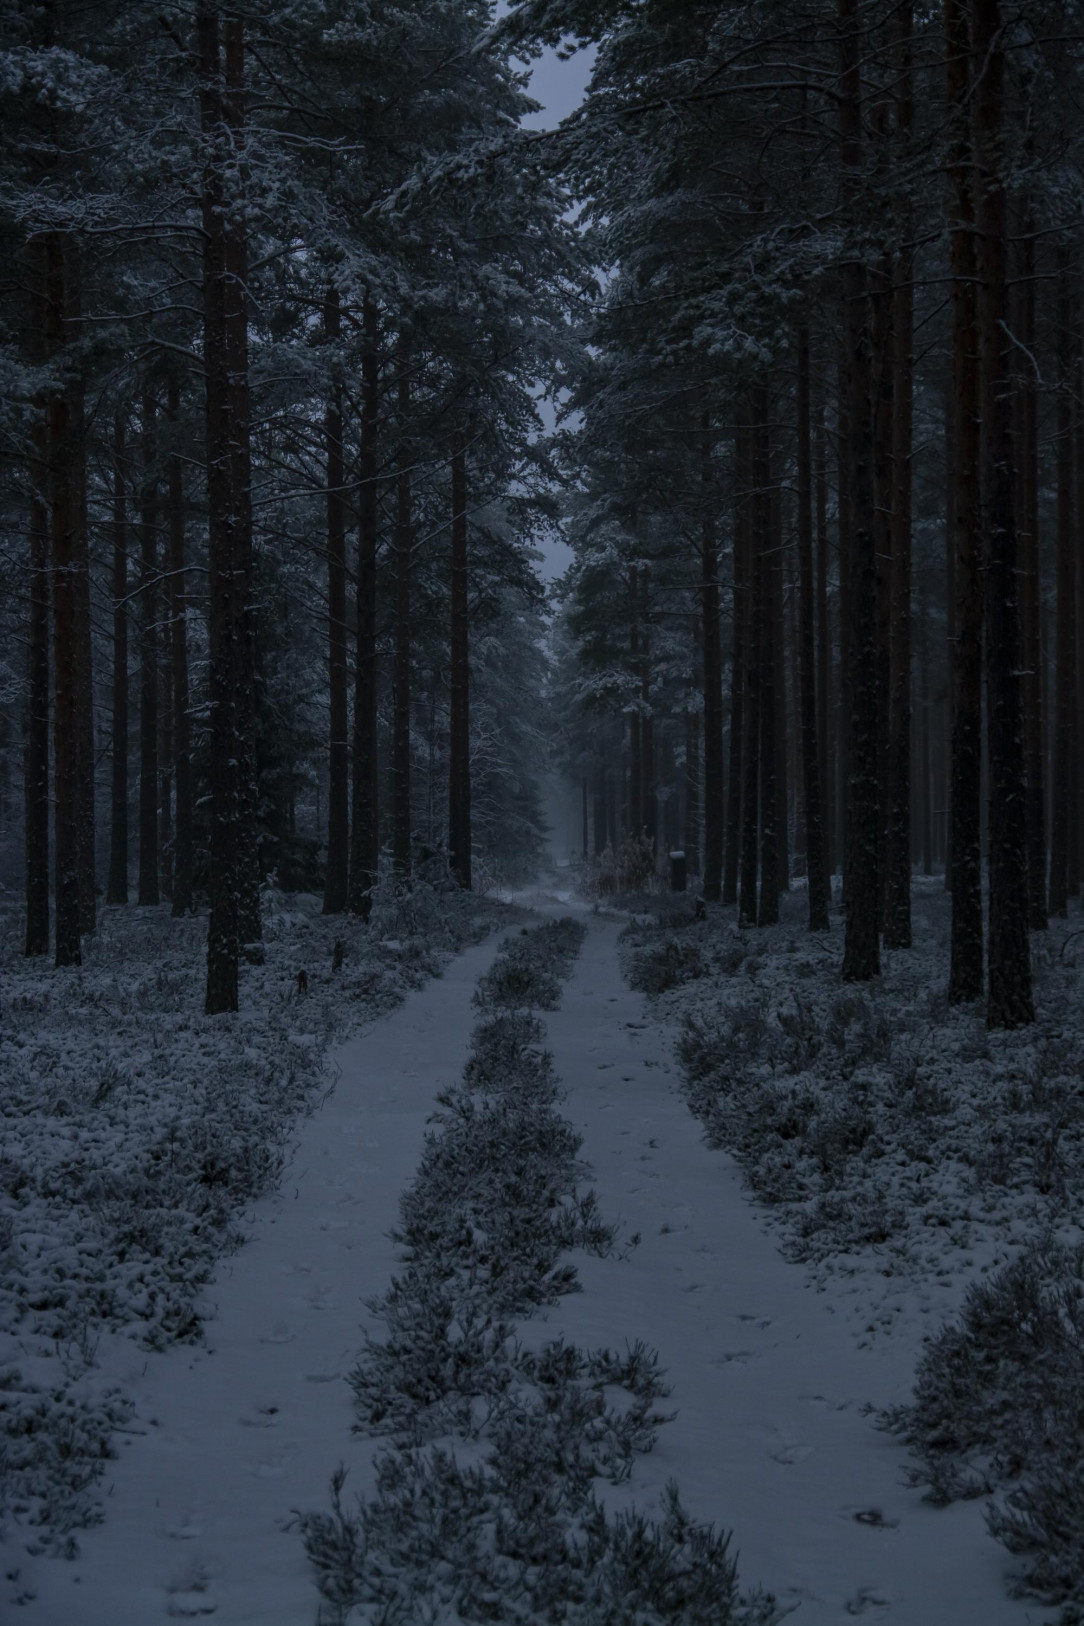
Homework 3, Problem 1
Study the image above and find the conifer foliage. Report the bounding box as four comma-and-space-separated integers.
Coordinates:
0, 0, 576, 1008
510, 0, 1084, 1025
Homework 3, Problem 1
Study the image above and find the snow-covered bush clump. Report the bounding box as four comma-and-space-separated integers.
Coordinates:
303, 917, 778, 1624
886, 1241, 1084, 1619
472, 917, 586, 1011
620, 884, 1084, 1294
0, 883, 502, 1550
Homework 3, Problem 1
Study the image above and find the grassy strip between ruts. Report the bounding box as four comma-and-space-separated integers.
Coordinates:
298, 916, 778, 1626
0, 876, 505, 1557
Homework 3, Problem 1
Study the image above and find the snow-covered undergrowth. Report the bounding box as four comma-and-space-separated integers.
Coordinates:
299, 919, 778, 1625
619, 879, 1084, 1617
0, 877, 503, 1553
885, 1240, 1084, 1621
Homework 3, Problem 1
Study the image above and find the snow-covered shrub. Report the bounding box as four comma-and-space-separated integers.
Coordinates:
0, 1368, 132, 1553
306, 910, 774, 1622
0, 885, 503, 1549
462, 1011, 560, 1100
300, 1452, 778, 1626
627, 936, 705, 996
888, 1243, 1084, 1498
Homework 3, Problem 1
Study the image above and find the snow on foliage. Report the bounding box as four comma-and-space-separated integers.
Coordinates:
299, 917, 778, 1625
0, 879, 502, 1551
619, 879, 1084, 1617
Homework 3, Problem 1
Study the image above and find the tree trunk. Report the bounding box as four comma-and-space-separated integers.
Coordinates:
754, 382, 779, 927
974, 0, 1033, 1027
393, 340, 413, 880
167, 377, 194, 917
349, 295, 379, 918
107, 413, 129, 907
448, 439, 471, 888
797, 327, 830, 930
723, 425, 746, 905
1016, 208, 1046, 929
323, 285, 349, 914
138, 391, 160, 907
838, 0, 880, 979
25, 239, 50, 956
47, 234, 81, 967
738, 413, 760, 926
683, 712, 700, 873
201, 0, 241, 1013
223, 14, 261, 954
945, 0, 984, 1001
884, 6, 914, 948
1049, 267, 1075, 918
701, 417, 724, 901
70, 310, 96, 935
814, 398, 833, 881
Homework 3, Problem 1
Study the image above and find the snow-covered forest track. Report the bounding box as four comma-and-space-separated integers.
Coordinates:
0, 888, 506, 1621
531, 913, 1050, 1624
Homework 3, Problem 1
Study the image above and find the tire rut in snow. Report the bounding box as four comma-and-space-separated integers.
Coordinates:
299, 917, 778, 1625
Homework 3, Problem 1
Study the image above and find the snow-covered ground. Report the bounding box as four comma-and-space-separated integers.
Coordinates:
2, 883, 1070, 1621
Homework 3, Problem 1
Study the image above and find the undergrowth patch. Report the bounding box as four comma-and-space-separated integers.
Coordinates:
300, 916, 777, 1624
0, 876, 503, 1550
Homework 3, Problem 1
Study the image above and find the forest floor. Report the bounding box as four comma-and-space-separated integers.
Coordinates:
1, 875, 1071, 1623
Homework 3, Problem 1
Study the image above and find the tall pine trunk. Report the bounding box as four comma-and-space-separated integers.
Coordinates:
946, 0, 984, 1001
1016, 210, 1046, 929
753, 382, 779, 927
814, 399, 833, 881
884, 5, 914, 948
393, 341, 413, 879
350, 296, 380, 918
107, 413, 129, 907
71, 312, 96, 935
700, 418, 724, 901
47, 233, 81, 967
448, 439, 471, 889
839, 0, 880, 980
723, 422, 746, 906
201, 0, 241, 1013
224, 14, 261, 954
138, 391, 160, 907
797, 327, 830, 930
167, 377, 194, 916
323, 285, 349, 913
974, 0, 1033, 1026
25, 240, 50, 955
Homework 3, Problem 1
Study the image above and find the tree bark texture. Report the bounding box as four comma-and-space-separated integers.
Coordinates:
946, 0, 984, 1001
349, 295, 379, 918
393, 341, 413, 879
974, 0, 1033, 1028
322, 285, 349, 914
700, 418, 724, 901
138, 391, 160, 907
25, 239, 50, 955
167, 376, 194, 917
448, 440, 472, 889
107, 413, 129, 907
839, 0, 880, 980
797, 327, 830, 930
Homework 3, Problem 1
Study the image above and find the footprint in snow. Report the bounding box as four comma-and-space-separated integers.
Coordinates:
166, 1565, 218, 1618
844, 1587, 890, 1616
768, 1439, 813, 1465
260, 1320, 295, 1345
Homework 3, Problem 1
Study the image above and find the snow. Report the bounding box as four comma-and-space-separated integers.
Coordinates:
5, 928, 512, 1624
1, 884, 1066, 1621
